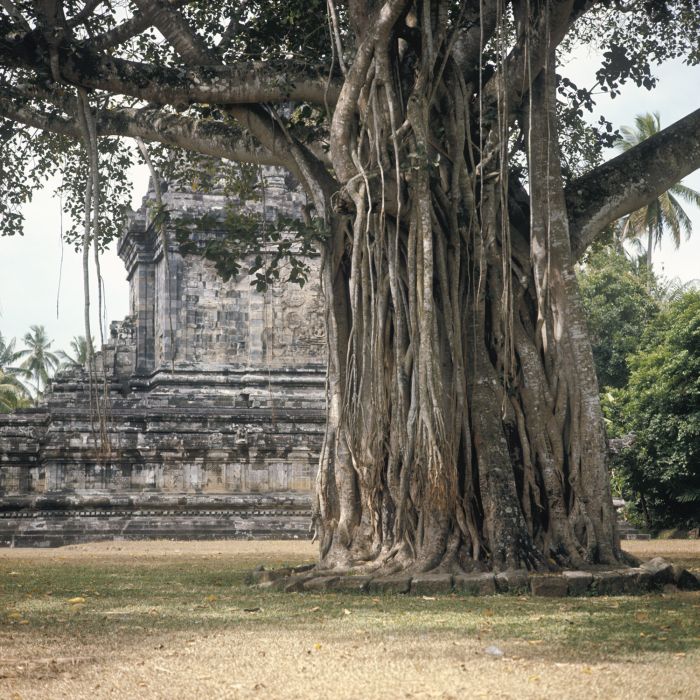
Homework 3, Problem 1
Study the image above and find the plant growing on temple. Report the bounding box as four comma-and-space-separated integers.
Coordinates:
1, 0, 700, 573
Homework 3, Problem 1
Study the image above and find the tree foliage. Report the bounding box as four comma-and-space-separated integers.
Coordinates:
17, 324, 60, 404
606, 290, 700, 529
56, 334, 93, 368
578, 245, 659, 389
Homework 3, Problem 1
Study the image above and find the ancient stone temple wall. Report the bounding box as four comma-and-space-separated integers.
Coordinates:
0, 173, 327, 546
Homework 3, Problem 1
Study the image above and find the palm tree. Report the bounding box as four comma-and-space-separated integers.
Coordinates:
17, 325, 60, 405
0, 369, 30, 413
618, 112, 700, 271
0, 331, 24, 372
57, 335, 94, 369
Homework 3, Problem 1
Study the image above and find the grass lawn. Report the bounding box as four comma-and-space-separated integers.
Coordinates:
1, 539, 699, 699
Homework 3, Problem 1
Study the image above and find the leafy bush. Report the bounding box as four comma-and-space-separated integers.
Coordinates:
579, 245, 659, 389
607, 290, 700, 529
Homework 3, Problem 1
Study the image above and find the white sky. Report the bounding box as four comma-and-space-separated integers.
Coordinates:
0, 54, 699, 355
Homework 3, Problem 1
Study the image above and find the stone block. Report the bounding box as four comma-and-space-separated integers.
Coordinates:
562, 571, 593, 596
592, 571, 625, 596
495, 569, 529, 593
284, 575, 314, 593
368, 575, 412, 595
303, 576, 339, 592
640, 557, 674, 586
329, 576, 373, 593
530, 575, 568, 597
454, 572, 496, 596
621, 567, 652, 594
673, 566, 700, 591
410, 574, 454, 595
250, 567, 291, 584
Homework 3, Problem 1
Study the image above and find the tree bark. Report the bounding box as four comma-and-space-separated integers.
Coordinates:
312, 1, 623, 574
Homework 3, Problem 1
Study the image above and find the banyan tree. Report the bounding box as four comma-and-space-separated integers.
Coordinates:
1, 0, 699, 573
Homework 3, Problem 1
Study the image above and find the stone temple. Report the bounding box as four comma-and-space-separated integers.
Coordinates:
0, 172, 326, 546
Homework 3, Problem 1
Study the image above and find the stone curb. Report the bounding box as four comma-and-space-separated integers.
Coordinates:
249, 558, 700, 597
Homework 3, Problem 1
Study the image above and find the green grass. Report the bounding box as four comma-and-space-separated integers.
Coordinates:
2, 551, 699, 663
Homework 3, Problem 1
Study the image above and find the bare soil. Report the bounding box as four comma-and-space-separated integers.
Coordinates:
1, 539, 699, 700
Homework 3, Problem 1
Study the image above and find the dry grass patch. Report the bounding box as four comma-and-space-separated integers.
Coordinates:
1, 539, 699, 699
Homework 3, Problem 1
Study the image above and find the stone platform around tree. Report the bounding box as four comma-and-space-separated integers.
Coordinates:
249, 556, 700, 597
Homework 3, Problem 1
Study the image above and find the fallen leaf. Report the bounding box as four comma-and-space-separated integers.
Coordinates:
528, 675, 540, 682
18, 620, 29, 625
313, 643, 322, 651
482, 608, 494, 617
582, 667, 593, 674
68, 597, 86, 605
205, 595, 217, 603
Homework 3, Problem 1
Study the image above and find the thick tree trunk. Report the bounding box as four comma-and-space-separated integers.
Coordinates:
311, 3, 623, 574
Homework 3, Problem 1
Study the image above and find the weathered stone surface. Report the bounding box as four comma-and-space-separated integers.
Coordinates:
592, 571, 625, 596
0, 175, 326, 545
303, 576, 340, 592
329, 576, 374, 593
495, 569, 529, 593
251, 568, 286, 584
621, 567, 653, 594
410, 574, 454, 595
530, 575, 569, 597
562, 571, 593, 596
284, 575, 315, 593
454, 573, 496, 596
368, 576, 412, 595
640, 557, 675, 586
672, 566, 700, 591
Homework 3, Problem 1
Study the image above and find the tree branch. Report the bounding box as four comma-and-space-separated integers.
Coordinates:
0, 91, 286, 166
0, 31, 340, 106
131, 0, 211, 64
567, 107, 700, 260
133, 0, 338, 212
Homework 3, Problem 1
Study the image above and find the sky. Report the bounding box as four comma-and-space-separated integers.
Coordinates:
0, 52, 699, 355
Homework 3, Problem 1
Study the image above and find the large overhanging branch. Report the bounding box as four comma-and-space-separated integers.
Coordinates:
0, 30, 341, 107
0, 93, 286, 166
567, 107, 700, 260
